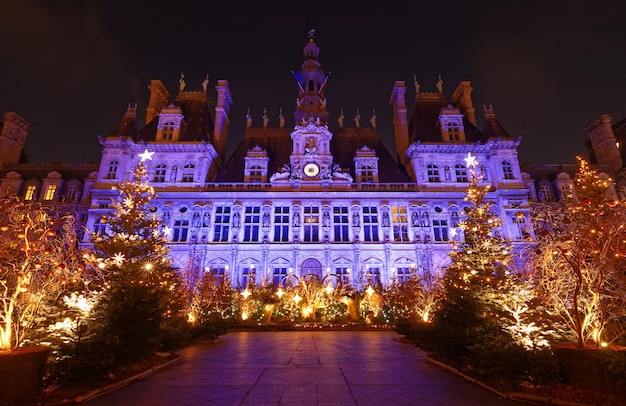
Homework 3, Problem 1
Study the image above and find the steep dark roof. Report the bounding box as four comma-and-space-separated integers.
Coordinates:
0, 163, 98, 182
482, 111, 511, 139
136, 93, 215, 143
214, 127, 411, 183
110, 110, 137, 139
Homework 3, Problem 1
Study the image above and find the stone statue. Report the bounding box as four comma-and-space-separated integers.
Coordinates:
322, 211, 330, 227
337, 109, 344, 128
436, 74, 443, 94
279, 108, 285, 128
293, 212, 301, 227
353, 109, 361, 129
246, 108, 252, 128
202, 74, 209, 91
352, 212, 360, 227
382, 211, 390, 227
233, 212, 240, 228
369, 109, 377, 128
262, 108, 269, 128
179, 72, 186, 91
413, 74, 420, 95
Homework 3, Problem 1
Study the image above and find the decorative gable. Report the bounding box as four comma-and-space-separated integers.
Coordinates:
244, 145, 269, 183
353, 145, 379, 183
157, 104, 184, 142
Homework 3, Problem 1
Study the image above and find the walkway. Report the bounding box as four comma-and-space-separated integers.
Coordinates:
85, 331, 522, 405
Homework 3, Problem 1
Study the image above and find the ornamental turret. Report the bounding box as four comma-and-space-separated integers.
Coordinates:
293, 29, 330, 125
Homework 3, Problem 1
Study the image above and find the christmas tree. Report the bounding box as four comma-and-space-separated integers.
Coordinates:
89, 149, 185, 364
430, 153, 516, 360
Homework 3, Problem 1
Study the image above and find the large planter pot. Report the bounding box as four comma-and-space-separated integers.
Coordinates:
553, 345, 626, 397
0, 346, 50, 403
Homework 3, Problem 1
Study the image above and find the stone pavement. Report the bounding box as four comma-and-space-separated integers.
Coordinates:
85, 331, 522, 405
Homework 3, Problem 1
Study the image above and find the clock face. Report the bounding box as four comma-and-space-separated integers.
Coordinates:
304, 163, 320, 177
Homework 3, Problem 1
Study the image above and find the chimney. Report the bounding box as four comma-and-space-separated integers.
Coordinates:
146, 80, 170, 125
452, 81, 476, 127
213, 80, 233, 161
390, 81, 409, 165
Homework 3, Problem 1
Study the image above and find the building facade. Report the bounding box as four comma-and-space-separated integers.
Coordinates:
10, 34, 621, 289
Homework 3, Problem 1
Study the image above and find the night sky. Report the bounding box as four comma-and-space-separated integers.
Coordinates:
1, 0, 625, 165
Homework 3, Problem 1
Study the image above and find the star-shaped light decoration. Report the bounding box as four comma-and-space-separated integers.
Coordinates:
449, 227, 458, 239
123, 197, 134, 208
162, 226, 172, 237
113, 252, 126, 266
138, 149, 155, 162
464, 152, 478, 168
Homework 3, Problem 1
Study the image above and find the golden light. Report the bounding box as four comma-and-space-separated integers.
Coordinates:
143, 262, 153, 271
302, 306, 313, 318
365, 285, 375, 297
241, 288, 251, 300
293, 293, 302, 304
324, 283, 334, 295
276, 287, 285, 298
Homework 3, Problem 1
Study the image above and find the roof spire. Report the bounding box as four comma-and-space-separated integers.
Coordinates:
308, 28, 316, 40
179, 72, 186, 92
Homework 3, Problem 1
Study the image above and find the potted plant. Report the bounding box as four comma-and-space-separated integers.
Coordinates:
0, 197, 88, 403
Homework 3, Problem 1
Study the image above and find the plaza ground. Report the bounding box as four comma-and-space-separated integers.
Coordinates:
84, 331, 522, 405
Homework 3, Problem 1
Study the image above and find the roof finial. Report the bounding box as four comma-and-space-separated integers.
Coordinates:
202, 74, 209, 91
179, 72, 186, 92
308, 28, 316, 40
246, 108, 252, 128
413, 74, 420, 96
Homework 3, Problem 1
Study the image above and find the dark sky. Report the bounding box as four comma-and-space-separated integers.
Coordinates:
1, 0, 625, 165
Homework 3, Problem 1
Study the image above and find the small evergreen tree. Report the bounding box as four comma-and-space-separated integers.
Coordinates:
89, 151, 186, 365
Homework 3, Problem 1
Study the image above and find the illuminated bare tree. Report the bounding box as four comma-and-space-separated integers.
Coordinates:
0, 198, 87, 350
532, 157, 626, 348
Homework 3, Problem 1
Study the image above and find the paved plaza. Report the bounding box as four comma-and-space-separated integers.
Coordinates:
84, 331, 522, 405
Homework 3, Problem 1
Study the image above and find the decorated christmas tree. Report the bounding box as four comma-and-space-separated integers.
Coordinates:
430, 153, 516, 360
89, 149, 185, 364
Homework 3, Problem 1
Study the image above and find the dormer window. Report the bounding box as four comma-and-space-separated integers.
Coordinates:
353, 145, 379, 183
244, 146, 269, 183
43, 184, 57, 201
438, 106, 465, 143
161, 121, 175, 141
157, 105, 184, 142
249, 165, 264, 183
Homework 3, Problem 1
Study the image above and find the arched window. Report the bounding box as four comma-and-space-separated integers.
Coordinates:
181, 163, 195, 182
105, 160, 119, 180
427, 164, 440, 182
454, 164, 468, 182
153, 163, 167, 182
502, 160, 514, 180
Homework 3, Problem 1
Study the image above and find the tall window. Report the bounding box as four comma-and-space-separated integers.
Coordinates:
395, 266, 411, 283
362, 206, 379, 242
392, 205, 409, 242
432, 219, 448, 242
181, 163, 195, 182
539, 185, 554, 201
333, 205, 349, 242
172, 219, 189, 242
273, 206, 290, 242
335, 266, 350, 285
213, 206, 231, 242
43, 185, 57, 201
427, 164, 440, 182
241, 267, 255, 287
367, 266, 381, 285
93, 217, 107, 235
66, 184, 79, 201
303, 205, 319, 242
249, 165, 263, 183
105, 160, 119, 180
24, 185, 36, 200
153, 164, 167, 182
454, 164, 468, 182
447, 125, 460, 141
243, 206, 261, 242
209, 266, 226, 283
161, 121, 175, 141
360, 165, 374, 183
272, 266, 288, 286
502, 160, 514, 180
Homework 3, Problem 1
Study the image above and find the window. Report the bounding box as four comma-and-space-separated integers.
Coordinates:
243, 206, 261, 242
181, 163, 195, 182
303, 205, 319, 242
43, 185, 57, 201
272, 266, 288, 286
395, 266, 411, 283
161, 121, 175, 141
433, 219, 448, 242
559, 184, 573, 200
242, 266, 255, 287
427, 164, 440, 182
333, 205, 349, 242
24, 185, 36, 200
455, 164, 468, 182
367, 266, 381, 285
360, 165, 374, 183
511, 214, 530, 240
208, 266, 226, 283
213, 206, 231, 242
153, 164, 167, 182
392, 205, 409, 242
105, 160, 119, 180
93, 217, 107, 235
66, 184, 79, 201
249, 165, 263, 183
335, 266, 350, 285
502, 160, 514, 180
273, 206, 290, 242
448, 125, 460, 141
172, 219, 189, 242
539, 185, 554, 201
362, 206, 379, 242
